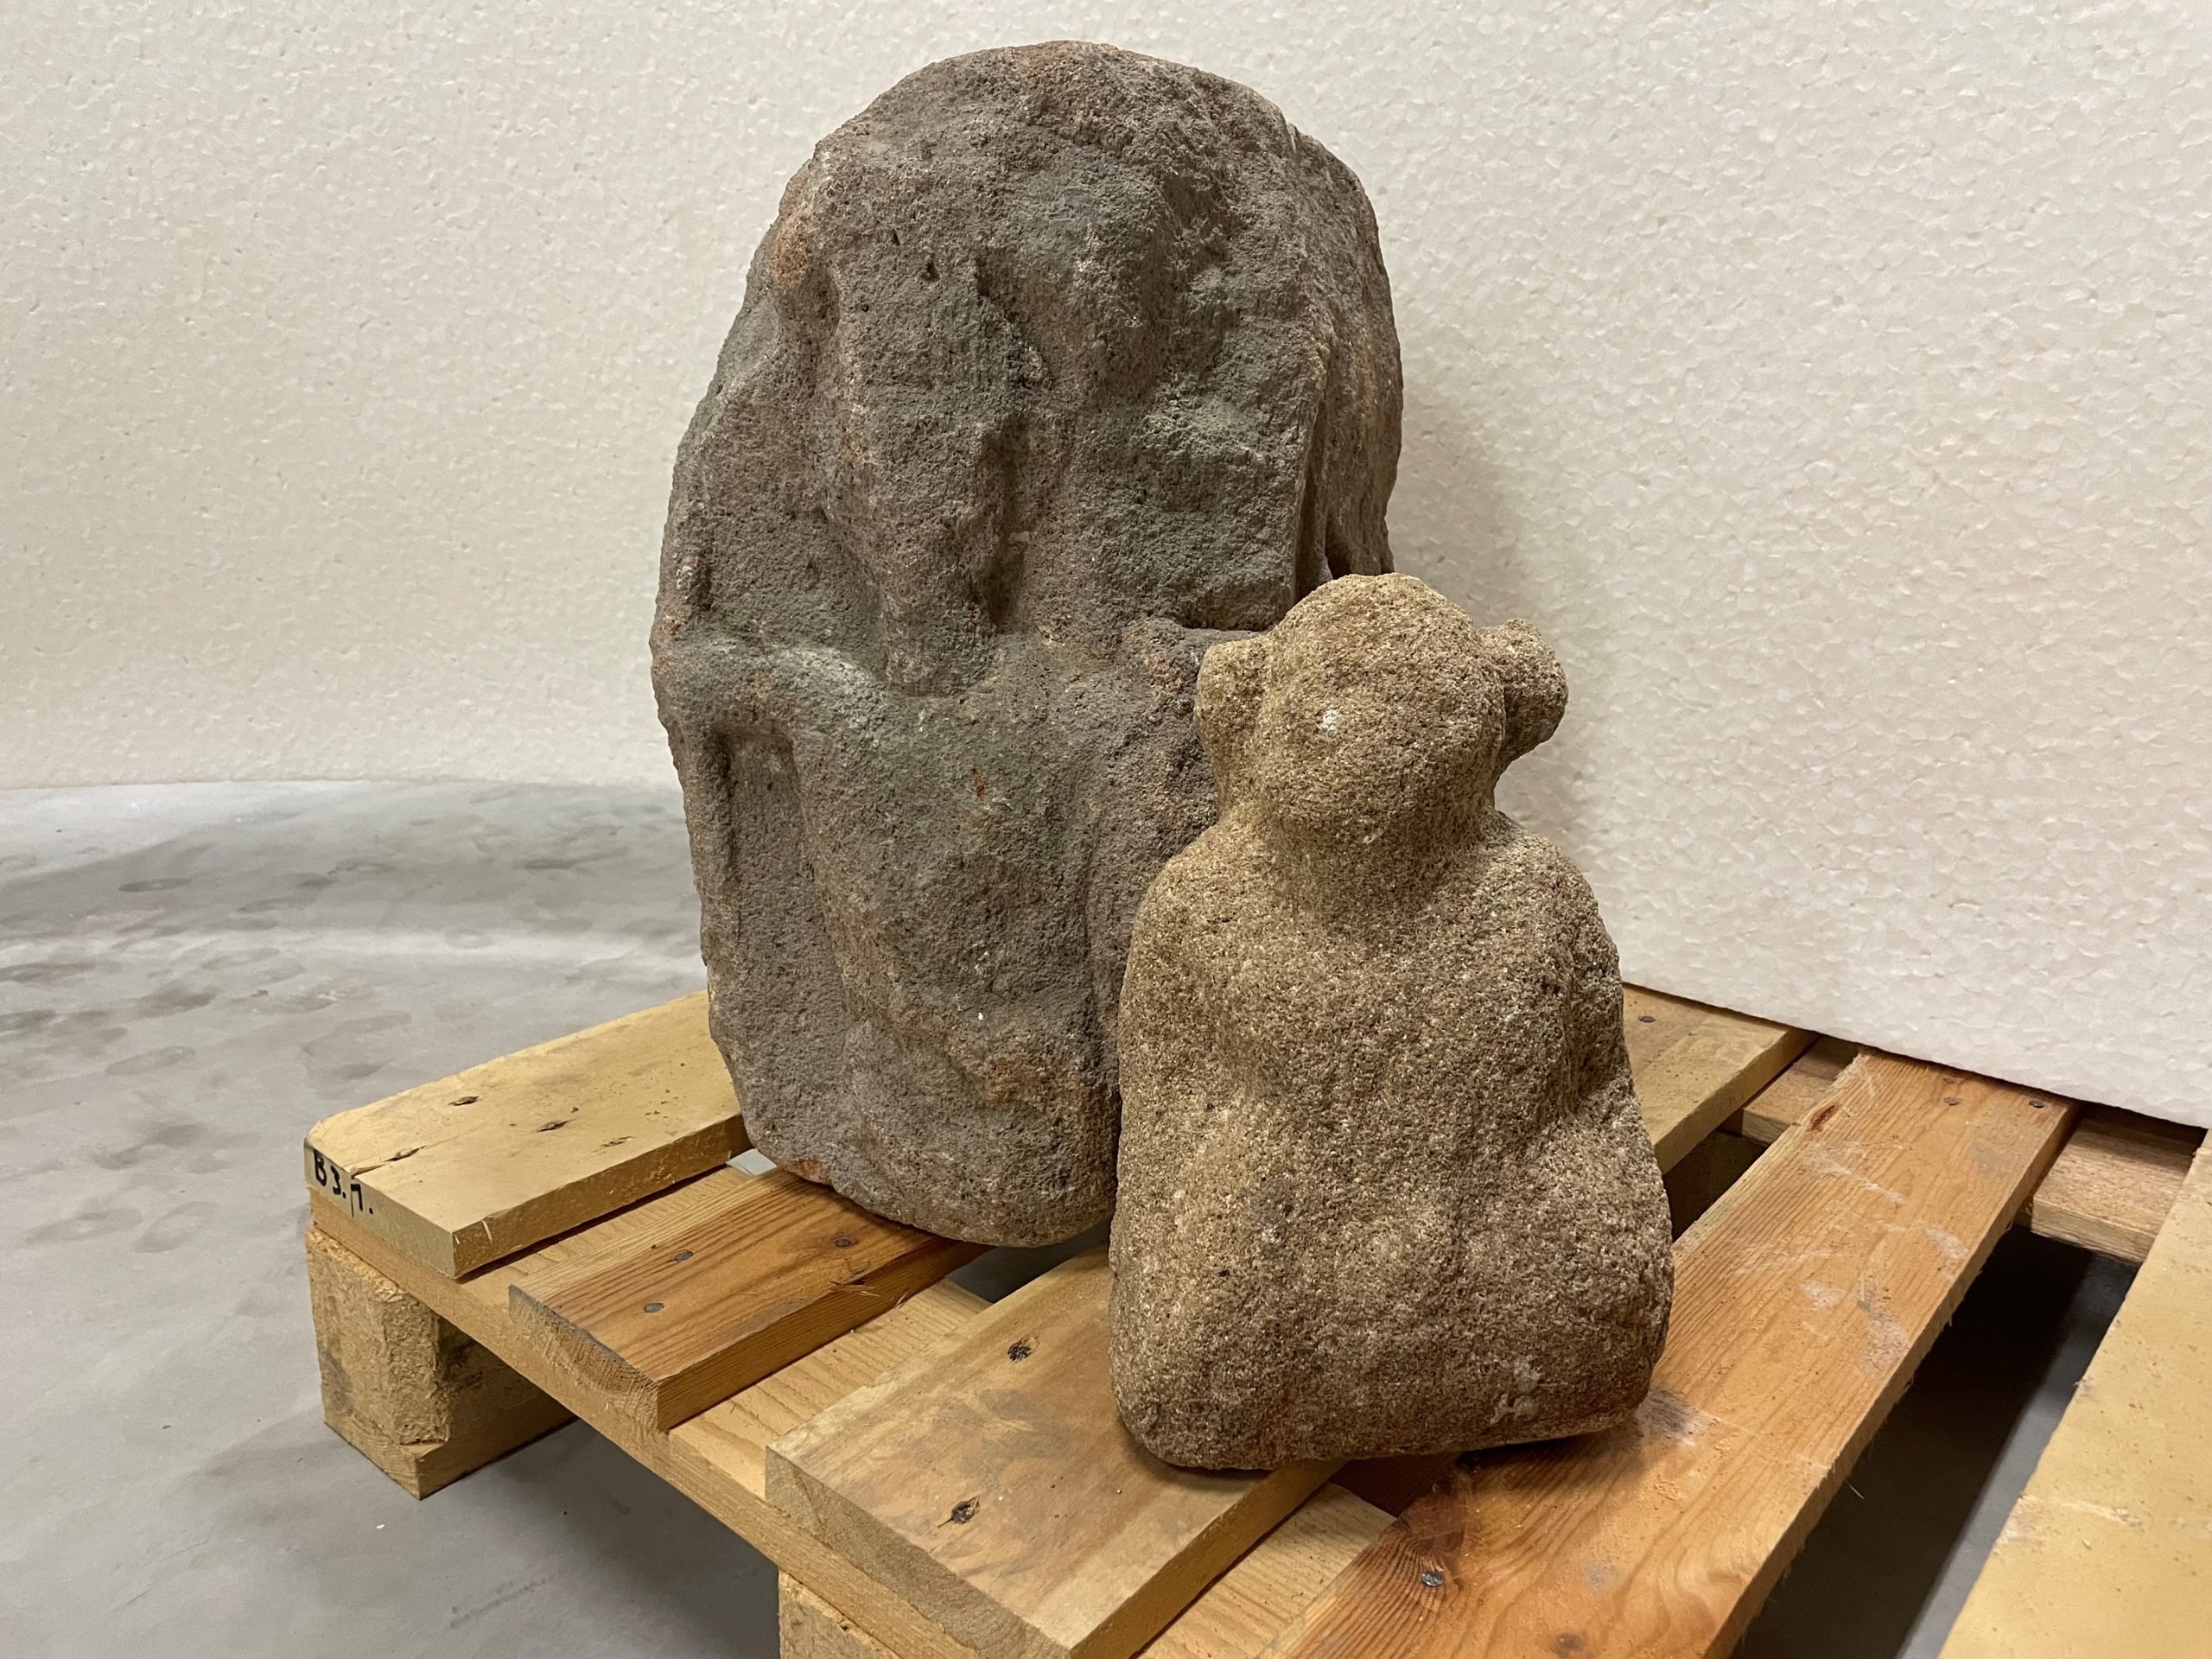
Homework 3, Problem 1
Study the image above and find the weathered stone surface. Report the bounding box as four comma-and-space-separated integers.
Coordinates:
652, 43, 1401, 1245
1110, 575, 1673, 1467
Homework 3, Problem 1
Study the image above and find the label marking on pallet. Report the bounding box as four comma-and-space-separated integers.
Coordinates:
308, 1147, 374, 1216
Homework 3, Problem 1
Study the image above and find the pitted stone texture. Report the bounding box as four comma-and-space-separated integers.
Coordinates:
652, 42, 1401, 1245
1110, 575, 1672, 1468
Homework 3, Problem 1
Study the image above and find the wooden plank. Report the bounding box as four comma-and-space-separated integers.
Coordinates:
311, 1183, 996, 1659
757, 990, 1814, 1659
1731, 1033, 1858, 1141
1735, 1042, 2197, 1266
510, 1166, 983, 1431
786, 1574, 899, 1659
1941, 1141, 2212, 1656
298, 986, 1767, 1283
1138, 1484, 1393, 1659
304, 991, 745, 1277
1622, 986, 1813, 1165
2025, 1105, 2201, 1263
304, 1225, 571, 1495
307, 1142, 1449, 1659
780, 1480, 1395, 1659
766, 1250, 1338, 1659
851, 991, 1808, 1659
1264, 1052, 2075, 1659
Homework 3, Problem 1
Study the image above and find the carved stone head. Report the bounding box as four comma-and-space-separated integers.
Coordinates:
1196, 575, 1567, 851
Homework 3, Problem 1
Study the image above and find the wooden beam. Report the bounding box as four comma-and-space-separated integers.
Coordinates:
766, 1251, 1336, 1659
304, 992, 745, 1277
760, 994, 1814, 1659
779, 1479, 1395, 1659
304, 1226, 570, 1496
1940, 1141, 2212, 1656
1622, 987, 1813, 1166
1733, 1043, 2198, 1266
312, 1186, 995, 1659
1263, 1053, 2075, 1659
2025, 1106, 2202, 1263
510, 1166, 982, 1431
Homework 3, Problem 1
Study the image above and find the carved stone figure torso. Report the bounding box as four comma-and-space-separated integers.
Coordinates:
652, 42, 1402, 1243
1110, 575, 1674, 1466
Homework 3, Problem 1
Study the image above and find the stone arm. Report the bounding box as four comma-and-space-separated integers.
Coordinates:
648, 625, 887, 1028
1083, 621, 1248, 1084
1111, 860, 1237, 1213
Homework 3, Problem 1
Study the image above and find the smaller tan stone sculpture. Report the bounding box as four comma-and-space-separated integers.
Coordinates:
1109, 574, 1673, 1469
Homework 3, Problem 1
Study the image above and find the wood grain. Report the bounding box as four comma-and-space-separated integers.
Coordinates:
2024, 1105, 2201, 1263
1138, 1485, 1393, 1659
786, 1574, 899, 1659
1730, 1034, 1858, 1141
305, 992, 744, 1276
756, 989, 1819, 1659
782, 1478, 1396, 1659
1264, 1052, 2075, 1659
311, 1184, 996, 1659
297, 987, 1821, 1659
766, 1251, 1336, 1659
1941, 1141, 2212, 1657
1622, 986, 1812, 1165
1734, 1040, 2197, 1266
510, 1166, 982, 1430
305, 1226, 570, 1496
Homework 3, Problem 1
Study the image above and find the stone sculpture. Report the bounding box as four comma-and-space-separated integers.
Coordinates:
652, 43, 1402, 1244
1110, 575, 1673, 1468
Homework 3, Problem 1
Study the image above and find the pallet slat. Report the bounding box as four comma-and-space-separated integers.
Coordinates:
1262, 1052, 2074, 1659
300, 985, 1790, 1286
1622, 988, 1812, 1164
1731, 1033, 1858, 1140
510, 1166, 982, 1431
300, 982, 2205, 1659
296, 987, 1816, 1659
327, 1173, 1394, 1659
1734, 1043, 2198, 1266
1940, 1141, 2212, 1656
779, 1478, 1397, 1659
304, 992, 744, 1276
1135, 1484, 1395, 1659
768, 1251, 1335, 1659
2024, 1105, 2202, 1263
761, 993, 1810, 1659
310, 1188, 995, 1659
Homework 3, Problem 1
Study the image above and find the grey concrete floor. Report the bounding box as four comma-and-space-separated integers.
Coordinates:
0, 783, 2134, 1657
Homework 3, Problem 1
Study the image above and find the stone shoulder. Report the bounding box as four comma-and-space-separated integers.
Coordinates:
1483, 815, 1604, 917
1131, 817, 1266, 933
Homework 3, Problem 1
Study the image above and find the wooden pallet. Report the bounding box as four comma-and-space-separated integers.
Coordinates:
301, 989, 2206, 1656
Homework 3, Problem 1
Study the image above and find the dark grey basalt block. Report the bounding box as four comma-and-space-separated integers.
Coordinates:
1110, 575, 1674, 1467
652, 41, 1402, 1244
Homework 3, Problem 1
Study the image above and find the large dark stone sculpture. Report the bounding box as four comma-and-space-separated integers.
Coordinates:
1111, 575, 1674, 1468
652, 42, 1401, 1244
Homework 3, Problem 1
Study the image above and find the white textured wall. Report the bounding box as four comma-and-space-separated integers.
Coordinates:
9, 3, 2209, 1125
